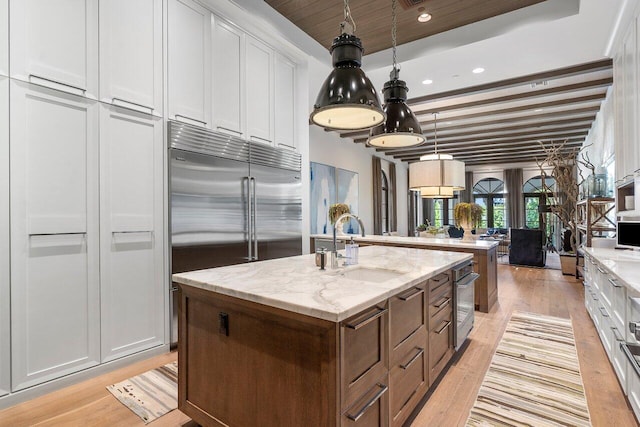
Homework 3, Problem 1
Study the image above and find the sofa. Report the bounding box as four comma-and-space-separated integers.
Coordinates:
509, 228, 546, 267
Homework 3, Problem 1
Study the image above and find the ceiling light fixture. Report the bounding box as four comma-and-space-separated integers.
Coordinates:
422, 79, 433, 85
368, 0, 425, 148
409, 113, 465, 198
417, 7, 432, 22
309, 0, 385, 131
472, 67, 485, 74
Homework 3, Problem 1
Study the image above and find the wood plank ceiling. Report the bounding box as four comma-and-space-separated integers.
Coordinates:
265, 0, 547, 55
338, 59, 612, 166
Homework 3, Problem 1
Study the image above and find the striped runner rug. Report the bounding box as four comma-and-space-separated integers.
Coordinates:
466, 312, 591, 426
107, 362, 178, 424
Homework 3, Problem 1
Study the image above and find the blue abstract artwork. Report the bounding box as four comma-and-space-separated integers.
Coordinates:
310, 162, 336, 234
337, 168, 359, 234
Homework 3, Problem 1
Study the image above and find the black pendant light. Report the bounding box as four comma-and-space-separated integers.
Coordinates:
309, 0, 385, 131
368, 0, 425, 147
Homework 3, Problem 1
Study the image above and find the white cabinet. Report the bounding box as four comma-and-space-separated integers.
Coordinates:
10, 80, 100, 391
0, 76, 9, 397
99, 105, 164, 362
99, 0, 162, 116
0, 0, 7, 77
274, 53, 296, 151
245, 35, 274, 144
9, 0, 98, 98
212, 17, 244, 137
623, 22, 638, 181
614, 51, 626, 184
168, 0, 211, 127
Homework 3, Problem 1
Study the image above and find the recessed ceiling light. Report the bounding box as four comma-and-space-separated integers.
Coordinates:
422, 79, 433, 85
417, 7, 432, 23
472, 67, 485, 74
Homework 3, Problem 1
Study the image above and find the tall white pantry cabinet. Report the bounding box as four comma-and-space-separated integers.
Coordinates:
4, 0, 166, 396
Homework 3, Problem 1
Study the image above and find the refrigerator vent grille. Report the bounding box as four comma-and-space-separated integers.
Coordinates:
169, 121, 301, 171
250, 142, 301, 171
169, 121, 250, 163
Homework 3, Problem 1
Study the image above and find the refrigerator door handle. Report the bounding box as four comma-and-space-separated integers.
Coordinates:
245, 176, 252, 261
251, 177, 258, 261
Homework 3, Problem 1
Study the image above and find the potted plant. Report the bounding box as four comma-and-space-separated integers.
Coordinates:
454, 203, 484, 241
328, 203, 350, 234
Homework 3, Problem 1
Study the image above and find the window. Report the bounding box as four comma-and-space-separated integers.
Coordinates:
523, 176, 556, 229
473, 178, 505, 228
381, 170, 389, 234
423, 196, 459, 227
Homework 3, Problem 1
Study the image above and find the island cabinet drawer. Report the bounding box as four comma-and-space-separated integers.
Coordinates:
428, 308, 454, 385
341, 304, 389, 411
428, 272, 451, 297
429, 289, 453, 320
389, 284, 426, 363
389, 328, 428, 427
341, 377, 389, 427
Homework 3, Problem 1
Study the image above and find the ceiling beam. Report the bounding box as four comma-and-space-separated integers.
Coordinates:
341, 112, 596, 140
410, 78, 612, 115
406, 59, 613, 105
358, 125, 590, 146
387, 133, 587, 157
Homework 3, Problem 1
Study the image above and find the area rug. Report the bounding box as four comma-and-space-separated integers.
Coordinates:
466, 312, 591, 426
107, 362, 178, 424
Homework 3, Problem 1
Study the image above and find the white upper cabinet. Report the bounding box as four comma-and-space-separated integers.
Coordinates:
99, 105, 165, 362
10, 0, 98, 98
0, 77, 9, 397
0, 0, 7, 77
212, 17, 244, 137
274, 53, 296, 151
10, 80, 100, 391
245, 35, 274, 144
99, 0, 162, 116
623, 22, 638, 181
614, 52, 626, 184
168, 0, 211, 127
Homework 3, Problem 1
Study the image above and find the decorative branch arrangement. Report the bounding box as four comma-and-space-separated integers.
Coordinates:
535, 140, 595, 253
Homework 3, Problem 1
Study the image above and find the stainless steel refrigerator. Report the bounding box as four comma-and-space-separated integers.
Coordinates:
168, 121, 302, 345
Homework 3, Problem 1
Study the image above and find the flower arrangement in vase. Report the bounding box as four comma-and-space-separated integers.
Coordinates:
454, 202, 483, 240
328, 203, 350, 234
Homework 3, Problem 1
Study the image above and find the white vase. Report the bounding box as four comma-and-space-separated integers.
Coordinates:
335, 221, 344, 235
460, 220, 474, 241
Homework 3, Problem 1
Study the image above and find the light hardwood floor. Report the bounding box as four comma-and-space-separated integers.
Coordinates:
0, 264, 637, 427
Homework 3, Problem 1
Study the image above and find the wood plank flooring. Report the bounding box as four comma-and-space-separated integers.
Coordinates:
0, 264, 636, 426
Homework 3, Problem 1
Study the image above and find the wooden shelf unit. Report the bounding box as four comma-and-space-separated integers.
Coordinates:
575, 197, 616, 278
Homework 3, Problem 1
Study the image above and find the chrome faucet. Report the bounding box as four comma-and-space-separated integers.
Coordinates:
332, 213, 365, 268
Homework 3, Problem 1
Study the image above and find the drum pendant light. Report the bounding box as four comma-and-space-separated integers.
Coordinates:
368, 0, 425, 148
409, 113, 465, 198
309, 0, 385, 131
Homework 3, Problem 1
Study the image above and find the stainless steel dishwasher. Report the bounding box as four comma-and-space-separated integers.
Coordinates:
453, 261, 479, 350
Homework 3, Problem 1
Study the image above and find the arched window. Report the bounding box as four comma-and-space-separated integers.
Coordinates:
523, 175, 556, 229
473, 178, 505, 228
381, 170, 389, 234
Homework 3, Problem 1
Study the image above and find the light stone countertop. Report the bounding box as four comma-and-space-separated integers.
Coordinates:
311, 234, 500, 250
172, 245, 473, 322
584, 248, 640, 293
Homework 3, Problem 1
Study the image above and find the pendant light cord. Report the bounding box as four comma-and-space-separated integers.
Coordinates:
392, 0, 397, 72
342, 0, 356, 34
433, 112, 439, 154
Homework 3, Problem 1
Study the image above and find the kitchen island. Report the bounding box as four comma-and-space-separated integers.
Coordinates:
173, 246, 472, 427
311, 234, 499, 312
